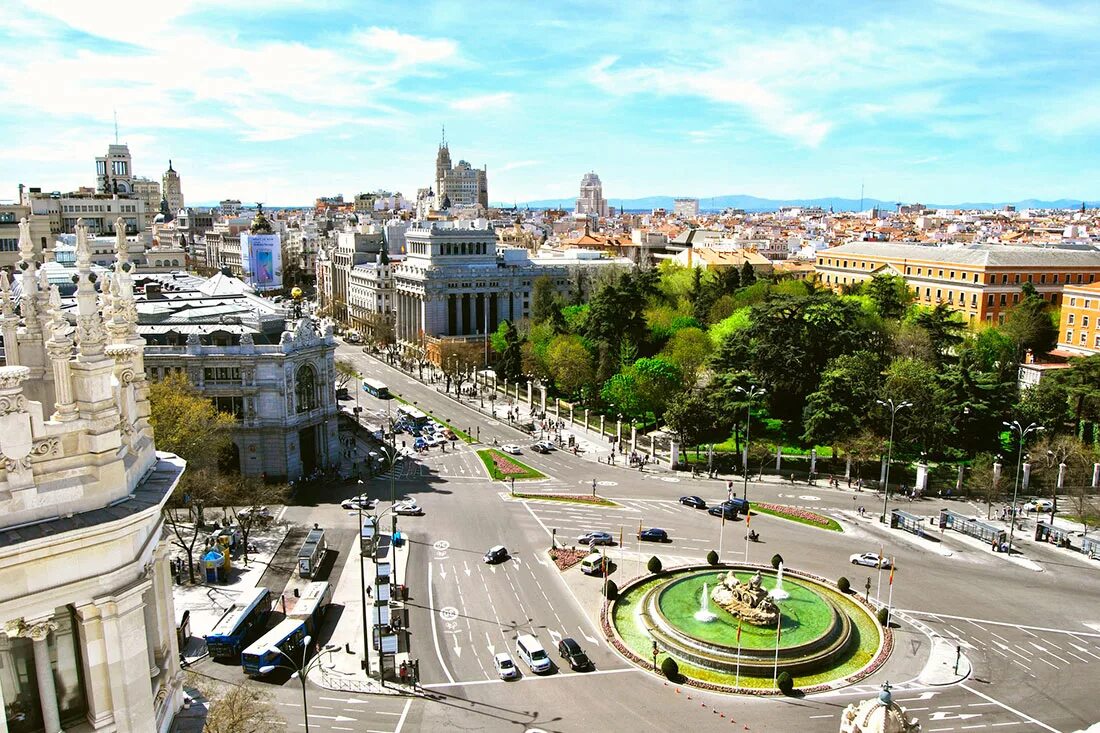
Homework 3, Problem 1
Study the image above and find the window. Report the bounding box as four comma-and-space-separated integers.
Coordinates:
204, 366, 241, 382
987, 294, 994, 306
1014, 274, 1020, 284
0, 238, 17, 252
1071, 297, 1077, 306
1067, 330, 1074, 342
295, 364, 318, 412
938, 269, 944, 277
1087, 300, 1092, 309
1094, 334, 1100, 348
1069, 314, 1075, 325
1040, 274, 1046, 284
1085, 316, 1091, 328
1002, 274, 1008, 284
1081, 332, 1088, 345
1013, 293, 1020, 304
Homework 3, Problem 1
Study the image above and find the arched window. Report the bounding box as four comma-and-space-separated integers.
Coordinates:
295, 364, 318, 413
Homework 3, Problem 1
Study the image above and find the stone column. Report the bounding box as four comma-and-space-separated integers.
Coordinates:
540, 384, 547, 415
810, 448, 817, 475
584, 408, 589, 431
98, 583, 157, 732
956, 464, 965, 492
845, 455, 851, 479
554, 399, 560, 421
630, 422, 637, 453
1057, 462, 1066, 507
616, 419, 622, 444
0, 675, 8, 733
4, 618, 61, 733
1092, 463, 1099, 489
670, 439, 680, 468
526, 381, 532, 407
569, 404, 574, 426
775, 446, 782, 472
75, 603, 117, 728
1022, 462, 1032, 493
599, 414, 605, 437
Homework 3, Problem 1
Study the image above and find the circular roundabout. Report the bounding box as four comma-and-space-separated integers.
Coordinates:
604, 564, 891, 694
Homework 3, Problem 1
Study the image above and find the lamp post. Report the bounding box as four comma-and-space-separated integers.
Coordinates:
1004, 420, 1044, 555
257, 638, 337, 733
735, 385, 766, 503
876, 398, 912, 523
355, 482, 371, 679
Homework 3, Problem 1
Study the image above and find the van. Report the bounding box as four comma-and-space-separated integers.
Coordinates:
579, 553, 608, 576
516, 634, 552, 673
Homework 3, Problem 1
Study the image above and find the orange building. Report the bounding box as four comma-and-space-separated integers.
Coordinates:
816, 242, 1100, 326
1057, 281, 1100, 355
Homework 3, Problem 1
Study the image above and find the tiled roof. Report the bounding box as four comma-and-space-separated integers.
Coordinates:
821, 241, 1100, 267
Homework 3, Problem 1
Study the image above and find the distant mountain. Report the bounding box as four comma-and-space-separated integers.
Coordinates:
497, 194, 1094, 213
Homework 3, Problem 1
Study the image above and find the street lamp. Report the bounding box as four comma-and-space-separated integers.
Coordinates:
257, 638, 336, 733
734, 385, 766, 503
1004, 420, 1044, 555
876, 398, 912, 523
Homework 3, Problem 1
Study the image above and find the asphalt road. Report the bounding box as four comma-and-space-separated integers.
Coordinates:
230, 342, 1100, 733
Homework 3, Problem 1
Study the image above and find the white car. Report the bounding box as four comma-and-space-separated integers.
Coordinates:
394, 501, 423, 516
501, 444, 522, 455
494, 652, 520, 680
850, 552, 892, 569
341, 495, 377, 511
1025, 498, 1054, 512
426, 436, 446, 447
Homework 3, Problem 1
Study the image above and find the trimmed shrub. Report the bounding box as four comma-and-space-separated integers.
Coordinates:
660, 656, 679, 681
603, 579, 618, 600
877, 607, 890, 626
706, 550, 719, 566
837, 576, 851, 593
771, 553, 784, 570
647, 556, 663, 574
776, 670, 794, 694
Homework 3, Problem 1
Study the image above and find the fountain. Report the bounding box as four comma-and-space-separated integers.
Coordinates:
694, 581, 717, 622
769, 562, 790, 600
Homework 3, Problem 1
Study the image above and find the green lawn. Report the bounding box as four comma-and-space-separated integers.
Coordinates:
751, 504, 843, 532
477, 449, 546, 480
511, 492, 617, 507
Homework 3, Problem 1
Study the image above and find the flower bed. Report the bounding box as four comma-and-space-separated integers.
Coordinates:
752, 502, 842, 532
476, 449, 545, 480
549, 547, 588, 571
512, 492, 616, 507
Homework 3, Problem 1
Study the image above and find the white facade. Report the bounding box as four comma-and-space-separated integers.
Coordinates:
575, 172, 609, 218
161, 161, 184, 213
0, 218, 186, 733
673, 198, 700, 218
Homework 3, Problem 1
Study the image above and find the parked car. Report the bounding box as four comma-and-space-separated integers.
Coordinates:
638, 528, 669, 542
426, 436, 446, 447
557, 637, 591, 671
724, 497, 750, 514
850, 552, 892, 569
484, 545, 509, 564
413, 437, 428, 450
394, 501, 424, 516
577, 531, 614, 546
494, 652, 520, 680
501, 444, 522, 455
340, 495, 377, 510
237, 506, 273, 524
708, 505, 738, 519
531, 442, 552, 454
679, 496, 707, 509
1025, 498, 1054, 512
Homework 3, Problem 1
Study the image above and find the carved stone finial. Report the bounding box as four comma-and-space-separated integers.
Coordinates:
0, 271, 13, 317
75, 219, 92, 270
17, 217, 35, 265
114, 216, 129, 265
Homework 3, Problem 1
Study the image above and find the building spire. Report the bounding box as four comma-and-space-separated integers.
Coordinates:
73, 219, 107, 360
441, 123, 447, 148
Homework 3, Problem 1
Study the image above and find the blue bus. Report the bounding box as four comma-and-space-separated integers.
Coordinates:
287, 581, 332, 635
241, 618, 308, 676
364, 379, 391, 399
396, 404, 428, 428
205, 587, 272, 660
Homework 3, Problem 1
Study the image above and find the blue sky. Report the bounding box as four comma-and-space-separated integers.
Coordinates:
3, 0, 1099, 206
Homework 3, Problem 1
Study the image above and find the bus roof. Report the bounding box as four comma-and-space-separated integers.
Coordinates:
396, 405, 427, 420
364, 378, 388, 388
208, 587, 270, 635
243, 618, 305, 657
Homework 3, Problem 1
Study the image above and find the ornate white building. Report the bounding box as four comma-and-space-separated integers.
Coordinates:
575, 172, 609, 218
0, 218, 187, 732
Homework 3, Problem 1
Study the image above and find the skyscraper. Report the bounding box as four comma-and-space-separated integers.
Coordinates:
162, 160, 184, 213
575, 172, 609, 217
433, 131, 488, 209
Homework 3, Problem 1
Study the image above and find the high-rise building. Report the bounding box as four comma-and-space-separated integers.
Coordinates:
575, 172, 609, 218
674, 198, 700, 218
433, 133, 488, 210
161, 160, 184, 213
95, 143, 134, 194
132, 177, 161, 218
0, 218, 187, 732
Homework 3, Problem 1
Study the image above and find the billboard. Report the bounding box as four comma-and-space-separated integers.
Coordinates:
240, 232, 282, 291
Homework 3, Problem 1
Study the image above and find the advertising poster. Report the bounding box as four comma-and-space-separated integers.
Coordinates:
240, 232, 282, 291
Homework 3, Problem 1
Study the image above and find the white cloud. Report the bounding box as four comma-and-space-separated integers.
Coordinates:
497, 160, 541, 172
449, 92, 514, 111
353, 27, 458, 68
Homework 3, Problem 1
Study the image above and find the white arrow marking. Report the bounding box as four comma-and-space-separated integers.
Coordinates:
549, 629, 562, 646
535, 554, 548, 566
309, 715, 357, 722
453, 641, 462, 657
929, 711, 981, 721
486, 632, 496, 657
897, 692, 938, 702
581, 630, 599, 645
511, 556, 523, 566
489, 565, 496, 574
439, 566, 447, 580
318, 697, 371, 705
464, 560, 471, 577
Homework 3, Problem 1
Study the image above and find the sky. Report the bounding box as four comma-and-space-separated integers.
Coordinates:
2, 0, 1100, 206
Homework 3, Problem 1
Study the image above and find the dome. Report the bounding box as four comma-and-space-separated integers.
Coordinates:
250, 206, 274, 234
839, 684, 921, 733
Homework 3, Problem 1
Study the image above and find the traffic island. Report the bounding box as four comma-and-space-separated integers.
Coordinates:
476, 448, 546, 480
548, 547, 588, 571
604, 564, 890, 695
505, 492, 617, 506
750, 503, 843, 532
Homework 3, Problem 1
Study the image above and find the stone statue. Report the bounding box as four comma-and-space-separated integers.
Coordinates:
710, 570, 780, 626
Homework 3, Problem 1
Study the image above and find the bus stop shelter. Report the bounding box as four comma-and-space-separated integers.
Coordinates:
891, 509, 929, 538
1034, 521, 1073, 549
939, 509, 1007, 547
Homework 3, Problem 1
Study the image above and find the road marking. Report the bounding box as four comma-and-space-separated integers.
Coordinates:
902, 611, 1100, 638
427, 561, 456, 685
393, 698, 412, 733
958, 683, 1061, 732
421, 666, 640, 688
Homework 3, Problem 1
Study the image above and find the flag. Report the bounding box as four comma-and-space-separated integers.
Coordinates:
619, 527, 623, 547
736, 618, 742, 644
888, 561, 895, 586
746, 511, 750, 527
776, 618, 782, 643
721, 511, 725, 527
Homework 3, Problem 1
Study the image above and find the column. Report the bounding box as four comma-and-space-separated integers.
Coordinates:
98, 584, 157, 732
599, 414, 605, 436
1022, 462, 1032, 492
526, 381, 532, 406
31, 626, 61, 733
810, 448, 817, 475
0, 675, 7, 733
540, 384, 547, 414
775, 446, 782, 472
584, 408, 589, 431
631, 423, 637, 452
75, 604, 117, 727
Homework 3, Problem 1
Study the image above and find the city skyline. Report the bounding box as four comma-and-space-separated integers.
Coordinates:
3, 0, 1100, 205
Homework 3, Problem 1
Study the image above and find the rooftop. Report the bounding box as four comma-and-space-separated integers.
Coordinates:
822, 241, 1100, 267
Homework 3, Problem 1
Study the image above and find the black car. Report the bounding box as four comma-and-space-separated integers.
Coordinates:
484, 545, 509, 564
557, 637, 591, 671
638, 528, 669, 542
708, 505, 738, 519
679, 495, 706, 509
724, 497, 751, 514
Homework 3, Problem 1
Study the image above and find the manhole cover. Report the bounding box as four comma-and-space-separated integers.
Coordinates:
433, 540, 451, 552
661, 477, 681, 483
439, 606, 459, 622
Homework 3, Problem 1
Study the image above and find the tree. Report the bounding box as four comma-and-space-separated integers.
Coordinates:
149, 373, 237, 475
1054, 355, 1100, 437
222, 478, 289, 564
881, 357, 952, 455
546, 335, 595, 398
439, 341, 482, 394
630, 357, 683, 420
911, 303, 965, 366
1004, 285, 1058, 358
661, 656, 680, 680
531, 276, 559, 325
1014, 378, 1071, 435
335, 359, 360, 388
717, 265, 741, 294
662, 327, 713, 386
966, 452, 1005, 518
802, 352, 883, 448
664, 389, 728, 452
195, 677, 282, 733
362, 312, 396, 352
865, 274, 912, 320
740, 261, 757, 287
495, 321, 523, 383
647, 556, 663, 573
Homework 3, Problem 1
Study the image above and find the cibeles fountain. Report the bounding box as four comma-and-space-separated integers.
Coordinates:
611, 562, 889, 692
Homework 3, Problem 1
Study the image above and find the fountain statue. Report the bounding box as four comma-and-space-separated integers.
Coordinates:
694, 581, 717, 622
710, 570, 780, 626
769, 562, 791, 600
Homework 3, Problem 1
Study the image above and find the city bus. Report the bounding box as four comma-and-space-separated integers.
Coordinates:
396, 404, 428, 428
204, 587, 272, 660
240, 618, 308, 676
297, 527, 327, 578
363, 379, 391, 399
287, 581, 332, 635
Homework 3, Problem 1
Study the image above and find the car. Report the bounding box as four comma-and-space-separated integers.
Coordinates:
577, 531, 614, 546
394, 501, 423, 516
850, 552, 892, 569
531, 442, 551, 454
638, 528, 669, 542
484, 545, 509, 564
413, 437, 428, 450
340, 495, 377, 510
708, 505, 738, 519
494, 652, 520, 679
723, 497, 751, 514
237, 506, 273, 523
679, 496, 707, 509
336, 387, 350, 400
426, 436, 446, 447
501, 444, 522, 455
557, 637, 591, 671
1025, 498, 1054, 512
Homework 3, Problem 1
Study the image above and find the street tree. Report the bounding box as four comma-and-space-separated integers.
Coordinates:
802, 352, 883, 448
194, 676, 282, 733
966, 452, 1005, 519
881, 357, 952, 455
531, 276, 559, 325
222, 478, 290, 564
150, 372, 237, 475
1053, 354, 1100, 436
911, 303, 965, 366
664, 388, 730, 457
494, 321, 523, 383
1014, 376, 1072, 434
662, 327, 713, 387
335, 358, 360, 388
547, 334, 595, 399
439, 341, 482, 394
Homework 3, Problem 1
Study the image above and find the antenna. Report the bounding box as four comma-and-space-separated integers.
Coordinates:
441, 124, 446, 147
113, 109, 119, 144
859, 182, 864, 213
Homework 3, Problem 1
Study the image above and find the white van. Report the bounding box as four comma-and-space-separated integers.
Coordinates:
579, 552, 608, 576
516, 634, 552, 674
